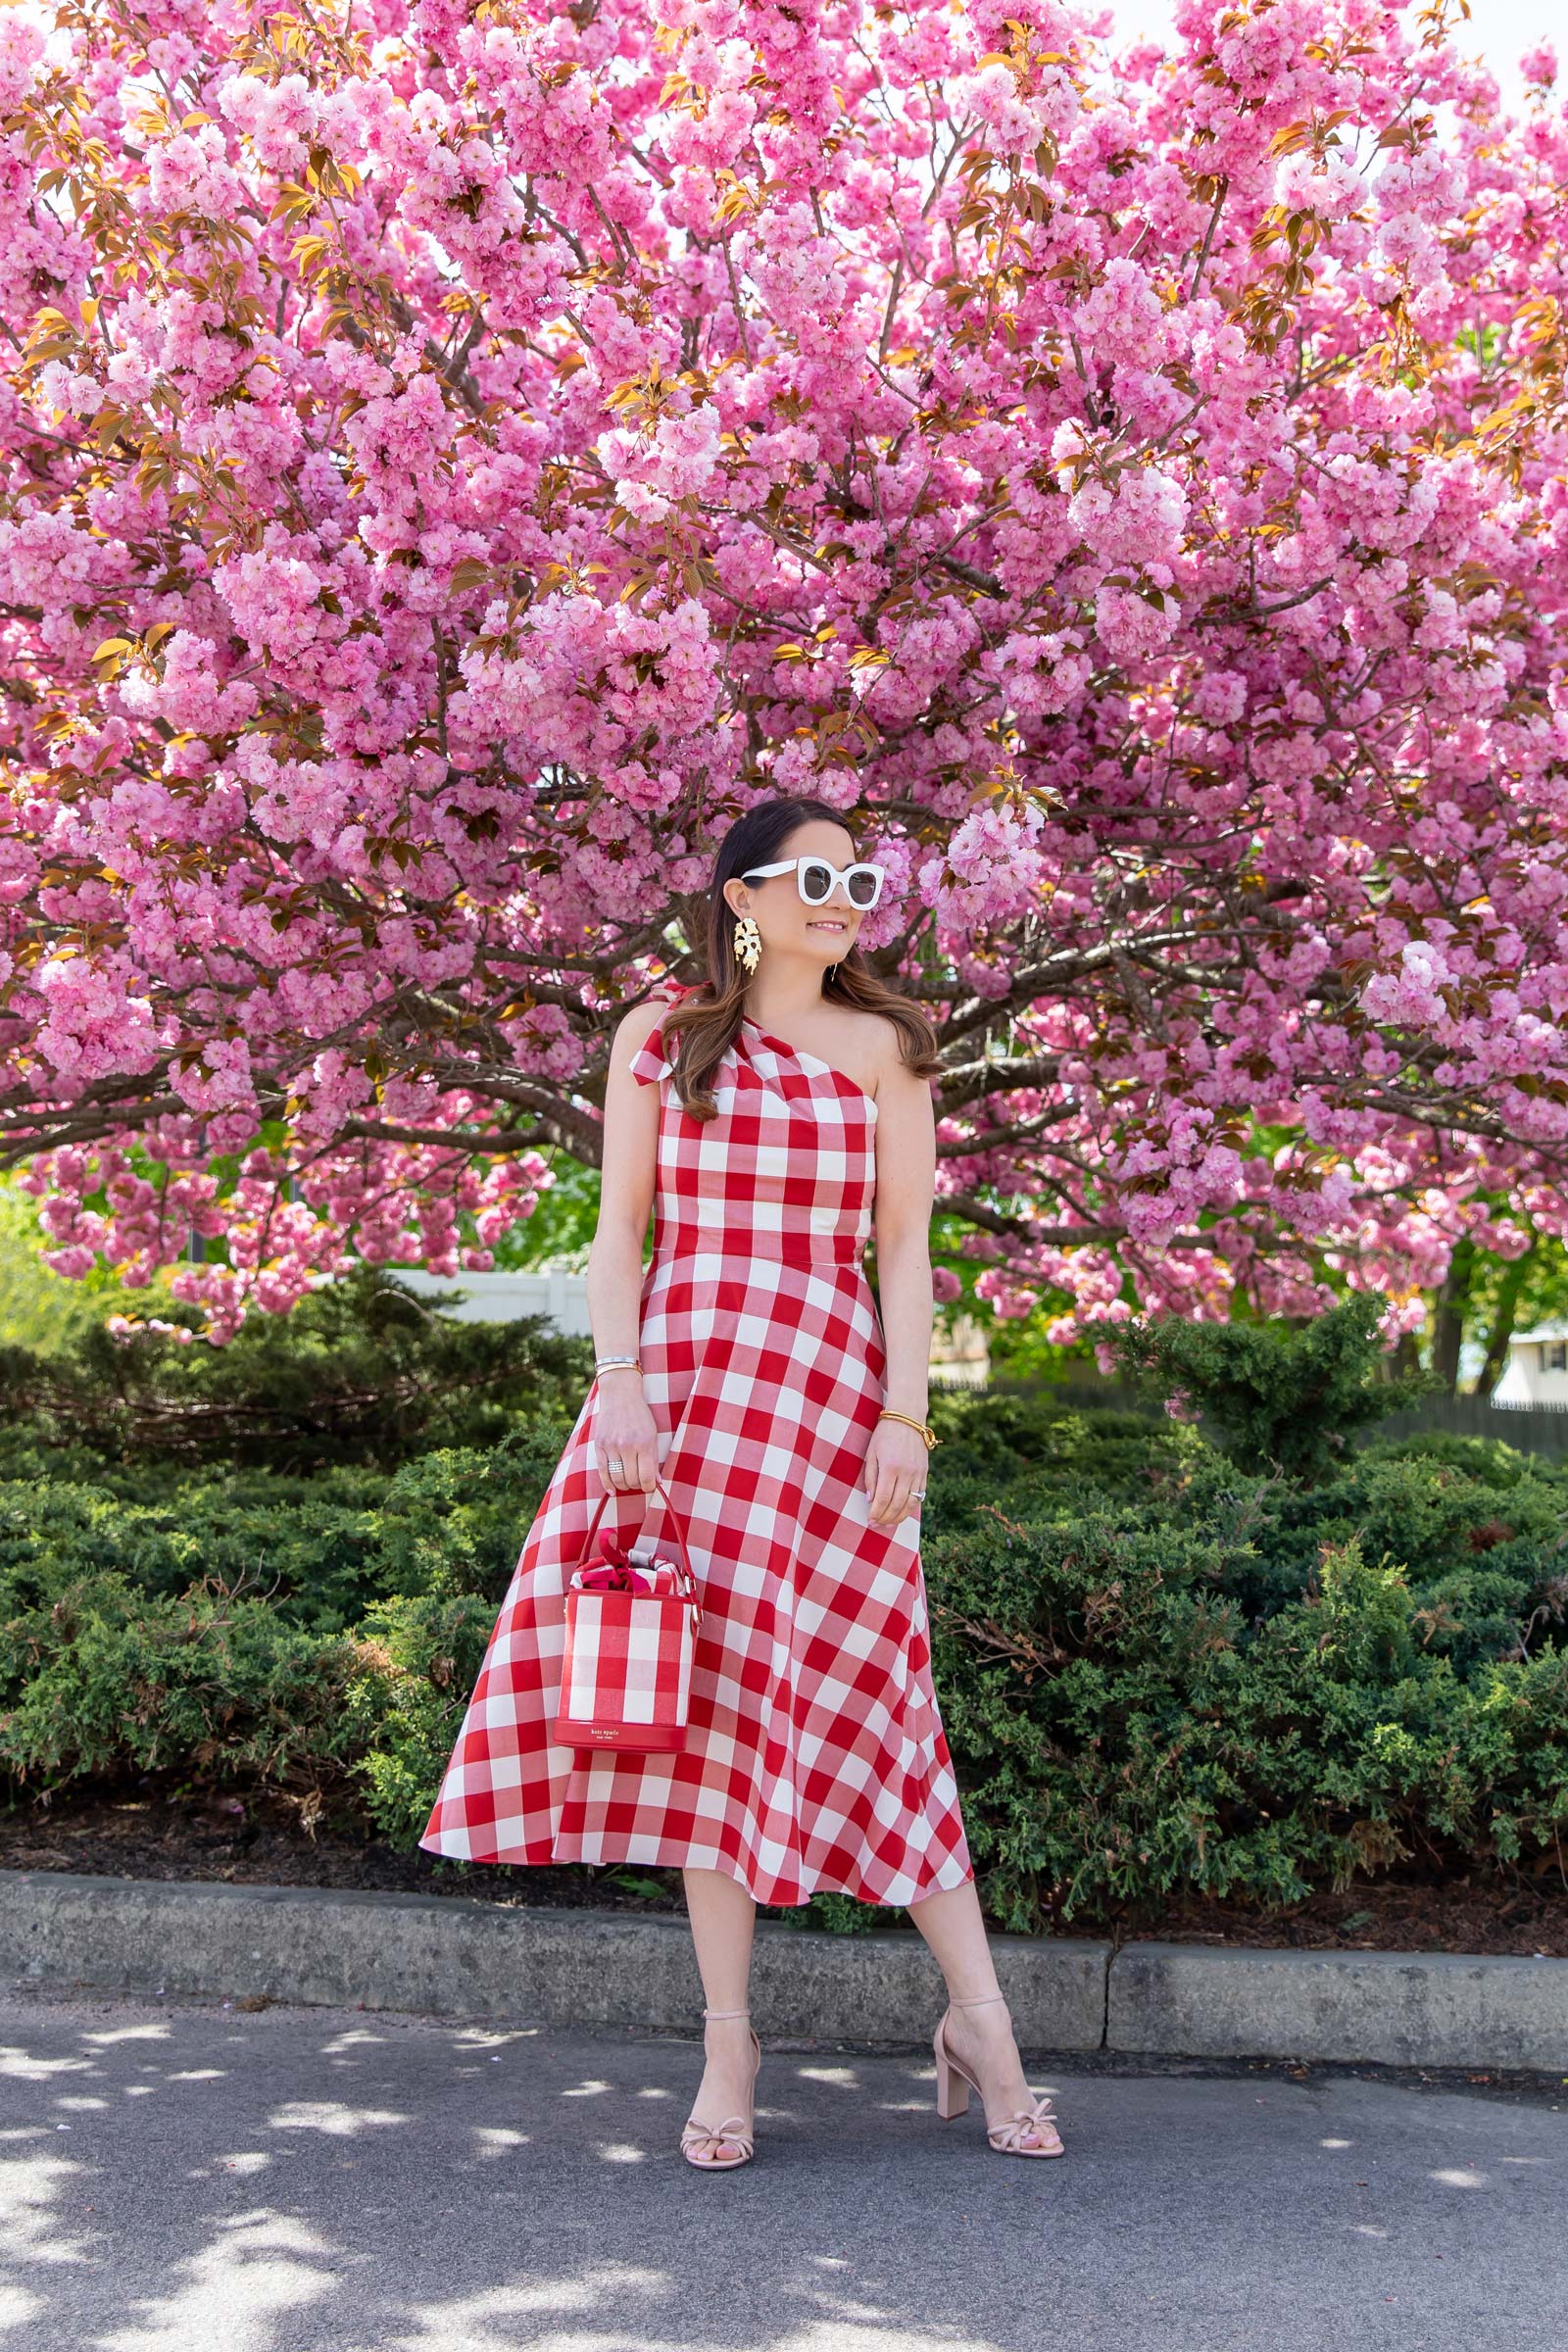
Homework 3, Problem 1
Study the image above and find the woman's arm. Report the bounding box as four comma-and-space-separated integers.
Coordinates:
582, 1003, 665, 1492
865, 1038, 937, 1525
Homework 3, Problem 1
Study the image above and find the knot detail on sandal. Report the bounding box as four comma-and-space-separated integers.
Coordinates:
986, 2093, 1063, 2157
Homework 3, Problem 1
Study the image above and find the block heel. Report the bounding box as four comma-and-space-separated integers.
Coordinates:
933, 1993, 1065, 2158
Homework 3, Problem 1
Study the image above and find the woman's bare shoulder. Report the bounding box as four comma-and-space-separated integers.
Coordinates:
822, 1005, 913, 1100
612, 983, 708, 1069
859, 1005, 933, 1098
612, 998, 675, 1058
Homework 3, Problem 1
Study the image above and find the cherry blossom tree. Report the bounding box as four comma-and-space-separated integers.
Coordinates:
1, 0, 1566, 1341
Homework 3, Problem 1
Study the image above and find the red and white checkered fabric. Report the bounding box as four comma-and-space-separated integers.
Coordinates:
555, 1574, 697, 1752
417, 999, 975, 1907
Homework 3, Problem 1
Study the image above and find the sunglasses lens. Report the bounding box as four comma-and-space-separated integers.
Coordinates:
801, 861, 834, 903
848, 867, 878, 906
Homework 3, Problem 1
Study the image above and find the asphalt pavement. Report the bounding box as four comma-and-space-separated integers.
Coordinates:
2, 1984, 1565, 2352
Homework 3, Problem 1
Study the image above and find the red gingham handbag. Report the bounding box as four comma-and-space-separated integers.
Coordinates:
553, 1478, 703, 1754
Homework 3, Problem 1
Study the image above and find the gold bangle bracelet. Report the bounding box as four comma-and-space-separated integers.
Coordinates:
878, 1407, 938, 1451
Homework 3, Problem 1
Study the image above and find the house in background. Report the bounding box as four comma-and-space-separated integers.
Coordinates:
1491, 1321, 1568, 1408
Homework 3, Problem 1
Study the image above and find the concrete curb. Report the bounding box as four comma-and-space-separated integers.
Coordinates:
0, 1871, 1109, 2049
4, 1870, 1566, 2069
1107, 1940, 1568, 2072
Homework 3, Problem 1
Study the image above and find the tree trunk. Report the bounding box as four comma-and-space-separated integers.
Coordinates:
1475, 1241, 1536, 1400
1432, 1236, 1476, 1396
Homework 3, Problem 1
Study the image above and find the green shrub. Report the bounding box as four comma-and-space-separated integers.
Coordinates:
368, 1425, 574, 1608
1376, 1430, 1539, 1489
925, 1507, 1568, 1932
0, 1468, 387, 1635
0, 1264, 592, 1475
5, 1377, 1567, 1937
341, 1577, 501, 1846
1105, 1294, 1429, 1479
0, 1565, 361, 1806
0, 1423, 569, 1639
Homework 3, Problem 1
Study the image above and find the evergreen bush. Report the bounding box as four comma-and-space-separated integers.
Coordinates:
0, 1265, 593, 1475
1105, 1294, 1431, 1479
3, 1372, 1566, 1933
923, 1504, 1568, 1930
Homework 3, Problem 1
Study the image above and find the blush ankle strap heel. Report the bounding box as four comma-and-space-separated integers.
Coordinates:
933, 1991, 1065, 2158
680, 2006, 761, 2171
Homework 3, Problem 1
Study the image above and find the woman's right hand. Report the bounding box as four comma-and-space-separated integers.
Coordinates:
593, 1373, 661, 1494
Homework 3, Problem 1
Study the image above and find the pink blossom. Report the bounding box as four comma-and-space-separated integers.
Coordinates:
0, 0, 1563, 1345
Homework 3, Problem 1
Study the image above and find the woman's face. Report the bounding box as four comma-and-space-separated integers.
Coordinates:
725, 820, 865, 978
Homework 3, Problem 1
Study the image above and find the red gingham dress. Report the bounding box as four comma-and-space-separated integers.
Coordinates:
417, 1002, 974, 1907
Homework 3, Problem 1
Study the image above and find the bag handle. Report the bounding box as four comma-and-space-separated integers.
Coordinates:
574, 1475, 699, 1608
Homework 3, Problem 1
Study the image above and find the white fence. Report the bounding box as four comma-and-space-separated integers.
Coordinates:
391, 1266, 593, 1337
391, 1266, 990, 1383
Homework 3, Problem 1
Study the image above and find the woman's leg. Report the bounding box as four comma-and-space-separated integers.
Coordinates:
906, 1879, 1056, 2146
681, 1866, 759, 2163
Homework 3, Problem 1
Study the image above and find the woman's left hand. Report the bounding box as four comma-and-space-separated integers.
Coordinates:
863, 1418, 928, 1528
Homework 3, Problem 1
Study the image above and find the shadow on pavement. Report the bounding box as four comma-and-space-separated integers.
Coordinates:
2, 1987, 1566, 2352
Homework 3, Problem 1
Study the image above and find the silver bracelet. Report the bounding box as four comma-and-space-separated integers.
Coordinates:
595, 1354, 641, 1374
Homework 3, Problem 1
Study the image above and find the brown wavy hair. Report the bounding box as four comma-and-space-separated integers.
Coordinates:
654, 796, 941, 1121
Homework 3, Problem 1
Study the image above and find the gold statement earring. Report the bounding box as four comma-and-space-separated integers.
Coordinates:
734, 912, 761, 974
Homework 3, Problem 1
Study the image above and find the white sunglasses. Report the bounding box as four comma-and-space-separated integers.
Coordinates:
742, 855, 886, 909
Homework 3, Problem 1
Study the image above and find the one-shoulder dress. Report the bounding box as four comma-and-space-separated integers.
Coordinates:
417, 1003, 974, 1906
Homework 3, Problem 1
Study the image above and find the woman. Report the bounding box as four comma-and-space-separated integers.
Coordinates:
420, 797, 1063, 2170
